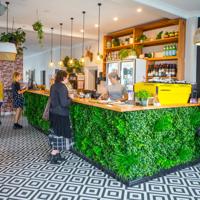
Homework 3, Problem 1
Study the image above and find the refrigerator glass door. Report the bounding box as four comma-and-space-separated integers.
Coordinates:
107, 62, 120, 85
120, 61, 135, 89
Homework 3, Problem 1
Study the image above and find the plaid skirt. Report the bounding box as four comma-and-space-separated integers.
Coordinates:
48, 129, 72, 151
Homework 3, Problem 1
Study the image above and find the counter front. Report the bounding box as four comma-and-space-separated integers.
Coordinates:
24, 90, 200, 185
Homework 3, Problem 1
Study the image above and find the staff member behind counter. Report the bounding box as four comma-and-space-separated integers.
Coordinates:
99, 72, 128, 102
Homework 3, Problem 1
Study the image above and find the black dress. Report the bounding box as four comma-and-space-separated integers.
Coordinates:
11, 82, 24, 109
49, 82, 72, 138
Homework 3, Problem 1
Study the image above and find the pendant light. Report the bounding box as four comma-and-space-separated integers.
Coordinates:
80, 11, 86, 64
58, 23, 63, 66
0, 1, 17, 61
69, 17, 74, 65
97, 3, 102, 61
194, 28, 200, 46
49, 27, 54, 67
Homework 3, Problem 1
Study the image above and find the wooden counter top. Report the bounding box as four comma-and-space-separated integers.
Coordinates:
27, 90, 200, 112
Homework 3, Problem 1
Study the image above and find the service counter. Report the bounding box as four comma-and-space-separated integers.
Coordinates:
24, 90, 200, 185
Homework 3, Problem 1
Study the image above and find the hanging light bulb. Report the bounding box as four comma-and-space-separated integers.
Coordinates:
96, 3, 102, 61
80, 11, 86, 64
49, 27, 55, 67
69, 17, 74, 65
0, 1, 17, 61
58, 23, 63, 67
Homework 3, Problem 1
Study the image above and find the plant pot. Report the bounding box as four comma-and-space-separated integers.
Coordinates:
140, 99, 148, 106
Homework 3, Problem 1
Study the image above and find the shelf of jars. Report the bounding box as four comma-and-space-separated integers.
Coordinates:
134, 37, 178, 47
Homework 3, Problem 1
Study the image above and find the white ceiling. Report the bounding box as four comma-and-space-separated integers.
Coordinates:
0, 0, 199, 56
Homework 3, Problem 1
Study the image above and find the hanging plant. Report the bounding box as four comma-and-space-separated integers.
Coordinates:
0, 28, 26, 55
63, 56, 84, 73
32, 20, 44, 45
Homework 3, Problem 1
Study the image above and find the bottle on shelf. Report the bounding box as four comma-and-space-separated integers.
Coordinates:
163, 44, 177, 57
148, 63, 177, 78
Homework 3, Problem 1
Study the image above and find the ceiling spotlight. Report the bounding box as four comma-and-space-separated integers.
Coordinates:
137, 8, 142, 12
94, 24, 98, 28
113, 17, 118, 21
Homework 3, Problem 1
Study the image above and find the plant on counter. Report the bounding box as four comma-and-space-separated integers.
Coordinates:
0, 28, 26, 54
32, 20, 44, 45
135, 90, 152, 106
24, 92, 200, 181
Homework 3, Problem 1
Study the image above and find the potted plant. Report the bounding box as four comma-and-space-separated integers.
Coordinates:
112, 38, 120, 47
0, 28, 26, 55
156, 31, 163, 39
63, 56, 84, 73
32, 20, 44, 45
118, 48, 137, 60
138, 34, 148, 42
125, 38, 129, 45
164, 31, 169, 38
128, 48, 137, 59
118, 49, 129, 60
135, 90, 152, 106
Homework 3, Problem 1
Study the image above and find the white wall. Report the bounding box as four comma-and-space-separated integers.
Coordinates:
185, 17, 198, 83
24, 47, 70, 88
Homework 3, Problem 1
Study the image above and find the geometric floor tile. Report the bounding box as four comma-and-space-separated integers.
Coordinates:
0, 116, 200, 200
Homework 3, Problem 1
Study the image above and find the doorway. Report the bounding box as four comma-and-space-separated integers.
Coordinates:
85, 67, 98, 91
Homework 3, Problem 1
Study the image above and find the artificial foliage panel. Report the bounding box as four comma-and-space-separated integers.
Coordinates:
24, 92, 50, 133
70, 103, 200, 180
24, 92, 200, 180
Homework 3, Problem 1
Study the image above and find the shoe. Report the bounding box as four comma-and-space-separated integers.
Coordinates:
49, 154, 59, 164
13, 123, 23, 129
16, 123, 23, 128
56, 153, 65, 161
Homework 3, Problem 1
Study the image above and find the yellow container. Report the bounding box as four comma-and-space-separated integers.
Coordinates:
134, 82, 192, 105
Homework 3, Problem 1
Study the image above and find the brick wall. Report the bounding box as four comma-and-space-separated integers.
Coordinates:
0, 55, 23, 113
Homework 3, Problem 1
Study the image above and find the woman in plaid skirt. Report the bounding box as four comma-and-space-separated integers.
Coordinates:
49, 70, 72, 164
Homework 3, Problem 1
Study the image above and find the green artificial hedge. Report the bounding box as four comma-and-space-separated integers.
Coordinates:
70, 104, 200, 180
24, 92, 50, 133
24, 92, 200, 181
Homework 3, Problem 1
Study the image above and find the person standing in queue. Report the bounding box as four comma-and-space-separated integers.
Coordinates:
100, 72, 128, 102
12, 72, 27, 129
49, 70, 72, 164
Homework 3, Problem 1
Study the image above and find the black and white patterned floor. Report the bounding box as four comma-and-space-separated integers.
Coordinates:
0, 116, 200, 200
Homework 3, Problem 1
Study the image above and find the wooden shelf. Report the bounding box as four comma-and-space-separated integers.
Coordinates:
105, 44, 133, 51
134, 37, 178, 47
145, 56, 178, 61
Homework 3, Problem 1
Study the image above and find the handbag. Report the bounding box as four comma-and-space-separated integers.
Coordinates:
42, 98, 51, 121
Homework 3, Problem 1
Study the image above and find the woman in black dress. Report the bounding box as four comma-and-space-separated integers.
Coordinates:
11, 72, 27, 129
49, 70, 72, 164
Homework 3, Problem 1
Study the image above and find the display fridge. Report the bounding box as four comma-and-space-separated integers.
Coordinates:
106, 59, 146, 90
